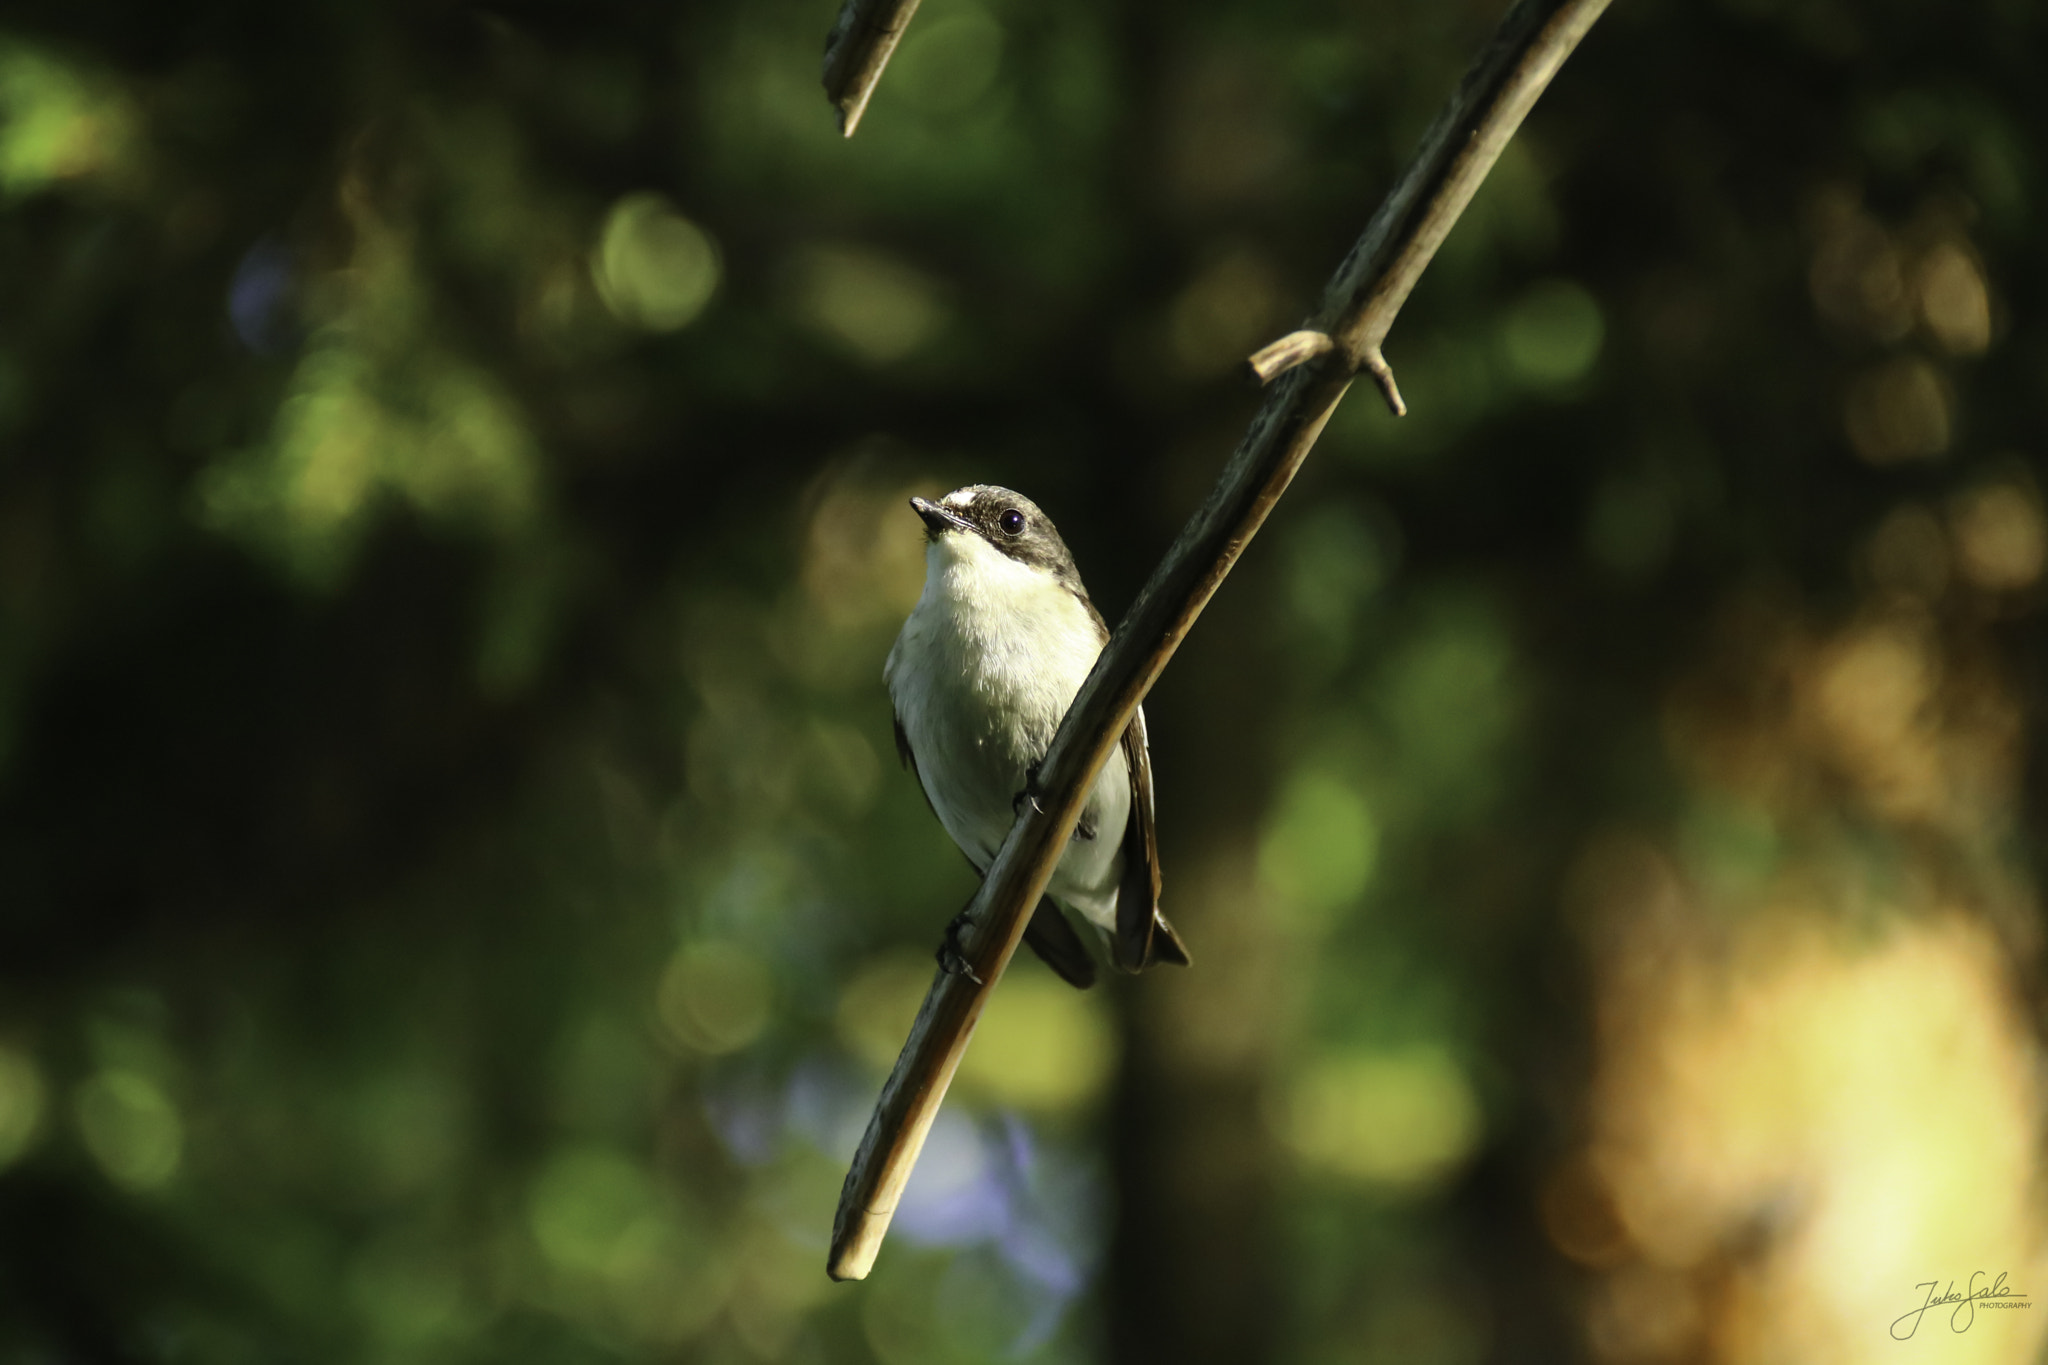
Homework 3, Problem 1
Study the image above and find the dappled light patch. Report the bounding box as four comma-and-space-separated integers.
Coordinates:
838, 950, 1117, 1112
888, 5, 1007, 119
1666, 588, 2023, 837
1916, 240, 1992, 355
1950, 477, 2046, 592
799, 461, 932, 637
1275, 1046, 1480, 1189
1863, 501, 1950, 599
1500, 277, 1604, 389
1807, 184, 1997, 356
75, 1069, 182, 1190
1842, 354, 1951, 465
592, 192, 722, 333
0, 1044, 42, 1170
526, 1143, 728, 1345
1562, 882, 2047, 1364
0, 39, 139, 197
1258, 768, 1379, 927
788, 243, 951, 366
1561, 514, 2048, 1359
1166, 246, 1285, 378
658, 940, 774, 1056
199, 178, 544, 585
345, 1226, 476, 1349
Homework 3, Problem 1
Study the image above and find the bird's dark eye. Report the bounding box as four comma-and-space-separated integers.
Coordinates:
998, 509, 1025, 535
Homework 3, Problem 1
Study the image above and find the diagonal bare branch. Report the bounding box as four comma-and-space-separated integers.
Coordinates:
827, 0, 1616, 1282
822, 0, 923, 137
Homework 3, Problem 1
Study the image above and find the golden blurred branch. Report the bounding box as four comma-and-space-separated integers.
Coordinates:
826, 0, 1614, 1282
821, 0, 923, 136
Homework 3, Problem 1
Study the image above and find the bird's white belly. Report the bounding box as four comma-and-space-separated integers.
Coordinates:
908, 679, 1128, 930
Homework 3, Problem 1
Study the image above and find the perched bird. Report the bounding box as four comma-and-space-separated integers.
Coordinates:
884, 484, 1191, 989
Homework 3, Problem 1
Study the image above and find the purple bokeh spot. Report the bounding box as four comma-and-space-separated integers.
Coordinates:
998, 1217, 1082, 1300
894, 1109, 1014, 1246
718, 1055, 1099, 1351
1005, 1277, 1074, 1358
783, 1057, 869, 1161
228, 238, 295, 355
1001, 1110, 1036, 1180
703, 1075, 781, 1166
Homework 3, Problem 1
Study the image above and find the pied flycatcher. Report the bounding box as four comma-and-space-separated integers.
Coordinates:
884, 484, 1191, 989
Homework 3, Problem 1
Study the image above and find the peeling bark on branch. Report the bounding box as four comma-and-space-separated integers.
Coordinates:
826, 0, 1615, 1282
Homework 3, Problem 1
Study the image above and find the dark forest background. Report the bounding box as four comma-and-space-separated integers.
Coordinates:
0, 0, 2044, 1361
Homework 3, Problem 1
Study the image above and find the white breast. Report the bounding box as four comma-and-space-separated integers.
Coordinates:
885, 531, 1128, 934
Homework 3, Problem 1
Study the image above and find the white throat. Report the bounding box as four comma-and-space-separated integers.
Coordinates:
889, 530, 1104, 756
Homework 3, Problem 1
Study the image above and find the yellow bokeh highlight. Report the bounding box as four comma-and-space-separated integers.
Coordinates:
889, 5, 1005, 116
1863, 502, 1949, 599
0, 1044, 44, 1168
1917, 241, 1992, 356
837, 951, 1116, 1111
528, 1145, 654, 1272
524, 1143, 725, 1344
347, 1230, 469, 1346
1501, 278, 1604, 388
836, 954, 929, 1070
1808, 185, 1915, 343
0, 43, 138, 196
790, 244, 947, 366
204, 343, 540, 581
657, 941, 772, 1055
1843, 356, 1951, 465
1575, 911, 2048, 1365
967, 969, 1116, 1109
1258, 769, 1378, 925
200, 196, 542, 583
1806, 617, 1943, 823
75, 1069, 182, 1190
728, 1218, 837, 1357
1277, 1047, 1481, 1187
592, 192, 721, 333
799, 468, 933, 632
1168, 249, 1282, 377
1951, 481, 2045, 591
520, 1146, 729, 1342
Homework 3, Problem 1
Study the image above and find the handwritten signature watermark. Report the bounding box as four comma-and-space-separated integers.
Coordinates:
1891, 1272, 2031, 1339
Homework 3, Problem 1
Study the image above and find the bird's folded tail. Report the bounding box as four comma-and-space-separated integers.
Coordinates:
1111, 899, 1193, 974
1147, 910, 1191, 967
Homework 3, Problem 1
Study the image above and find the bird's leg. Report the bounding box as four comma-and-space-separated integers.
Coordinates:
1012, 759, 1046, 816
935, 906, 985, 986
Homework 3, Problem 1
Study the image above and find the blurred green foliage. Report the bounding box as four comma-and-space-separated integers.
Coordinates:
0, 0, 2043, 1361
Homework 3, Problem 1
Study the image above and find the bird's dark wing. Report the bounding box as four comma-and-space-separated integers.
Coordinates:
897, 710, 1099, 988
1067, 592, 1189, 974
1024, 898, 1098, 988
1112, 704, 1189, 971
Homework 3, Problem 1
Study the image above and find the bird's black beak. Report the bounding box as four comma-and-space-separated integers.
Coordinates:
911, 496, 971, 540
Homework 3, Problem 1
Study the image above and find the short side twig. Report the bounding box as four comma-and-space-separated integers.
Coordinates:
1247, 0, 1611, 414
1246, 330, 1335, 384
822, 0, 923, 137
827, 0, 1614, 1282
